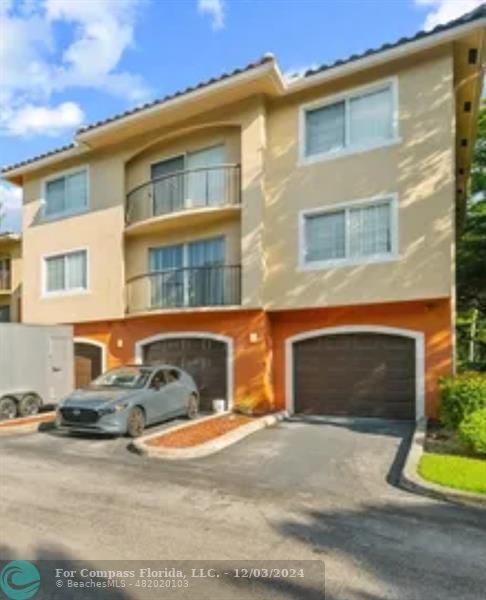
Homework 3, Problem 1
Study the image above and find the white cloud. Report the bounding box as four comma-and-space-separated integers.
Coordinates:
198, 0, 225, 30
3, 102, 84, 137
415, 0, 483, 31
0, 183, 22, 232
0, 0, 150, 138
45, 0, 150, 101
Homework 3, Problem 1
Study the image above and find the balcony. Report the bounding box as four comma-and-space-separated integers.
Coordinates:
125, 164, 241, 236
126, 265, 241, 314
0, 271, 11, 294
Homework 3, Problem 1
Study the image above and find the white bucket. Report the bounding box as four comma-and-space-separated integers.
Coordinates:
212, 399, 226, 413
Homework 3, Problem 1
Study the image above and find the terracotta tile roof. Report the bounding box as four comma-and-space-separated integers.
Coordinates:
301, 3, 485, 79
1, 56, 274, 174
77, 55, 275, 135
1, 143, 77, 174
1, 4, 484, 175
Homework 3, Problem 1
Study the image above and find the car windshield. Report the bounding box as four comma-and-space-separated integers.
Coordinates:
90, 367, 152, 389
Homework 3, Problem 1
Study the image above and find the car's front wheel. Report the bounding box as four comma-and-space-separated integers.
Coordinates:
187, 394, 199, 420
126, 406, 145, 438
0, 396, 17, 421
18, 393, 41, 417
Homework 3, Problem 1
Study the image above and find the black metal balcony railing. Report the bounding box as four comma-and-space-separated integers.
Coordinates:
126, 265, 241, 313
126, 164, 241, 226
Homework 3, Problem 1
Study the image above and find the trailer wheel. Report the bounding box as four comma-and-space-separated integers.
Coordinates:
0, 396, 18, 421
18, 393, 41, 417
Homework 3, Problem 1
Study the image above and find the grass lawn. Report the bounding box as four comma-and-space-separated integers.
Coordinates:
418, 452, 486, 495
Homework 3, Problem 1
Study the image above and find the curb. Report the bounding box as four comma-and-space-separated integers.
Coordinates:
0, 412, 56, 436
132, 411, 288, 460
400, 418, 486, 507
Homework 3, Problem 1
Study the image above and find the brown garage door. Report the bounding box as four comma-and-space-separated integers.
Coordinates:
74, 342, 103, 388
142, 337, 227, 412
294, 333, 415, 419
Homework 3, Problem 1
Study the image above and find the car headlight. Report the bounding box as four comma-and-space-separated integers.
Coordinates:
98, 402, 129, 416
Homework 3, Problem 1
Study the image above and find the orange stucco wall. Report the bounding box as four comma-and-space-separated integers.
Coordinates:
270, 297, 453, 418
75, 297, 453, 418
75, 309, 274, 413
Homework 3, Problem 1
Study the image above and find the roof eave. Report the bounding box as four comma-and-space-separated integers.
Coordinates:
286, 16, 486, 93
76, 59, 283, 144
1, 60, 282, 181
1, 145, 87, 183
0, 233, 21, 244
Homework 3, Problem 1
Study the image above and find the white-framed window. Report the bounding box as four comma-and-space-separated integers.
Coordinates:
300, 78, 399, 163
42, 167, 89, 219
299, 195, 398, 270
43, 249, 88, 295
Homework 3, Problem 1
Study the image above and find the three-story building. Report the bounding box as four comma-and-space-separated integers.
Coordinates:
2, 7, 485, 417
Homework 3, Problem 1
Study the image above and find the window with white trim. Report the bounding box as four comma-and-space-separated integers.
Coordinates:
44, 250, 87, 294
44, 169, 88, 218
303, 82, 395, 159
302, 198, 395, 266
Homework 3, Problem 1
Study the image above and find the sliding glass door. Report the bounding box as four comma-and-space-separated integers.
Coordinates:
149, 237, 225, 308
149, 244, 184, 308
151, 155, 184, 216
187, 237, 225, 306
186, 145, 225, 207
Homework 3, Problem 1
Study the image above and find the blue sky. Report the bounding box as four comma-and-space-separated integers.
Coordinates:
0, 0, 482, 231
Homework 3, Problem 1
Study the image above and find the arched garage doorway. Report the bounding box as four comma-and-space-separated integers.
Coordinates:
74, 339, 106, 389
135, 333, 233, 412
286, 326, 424, 420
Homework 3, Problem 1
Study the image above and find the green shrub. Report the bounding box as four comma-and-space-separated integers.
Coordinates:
458, 408, 486, 455
439, 372, 486, 430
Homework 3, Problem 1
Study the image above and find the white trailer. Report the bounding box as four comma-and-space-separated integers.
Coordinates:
0, 323, 74, 419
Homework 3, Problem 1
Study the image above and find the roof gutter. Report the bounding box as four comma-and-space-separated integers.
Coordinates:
0, 233, 21, 243
1, 144, 88, 181
77, 59, 282, 143
286, 17, 486, 93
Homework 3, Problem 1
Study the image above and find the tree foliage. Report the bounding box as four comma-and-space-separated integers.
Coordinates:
456, 100, 486, 370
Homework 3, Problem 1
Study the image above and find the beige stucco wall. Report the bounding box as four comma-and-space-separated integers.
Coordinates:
18, 50, 456, 324
263, 50, 455, 309
19, 97, 268, 323
21, 151, 127, 324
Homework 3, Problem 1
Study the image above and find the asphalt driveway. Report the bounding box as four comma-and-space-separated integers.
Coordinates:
0, 417, 485, 599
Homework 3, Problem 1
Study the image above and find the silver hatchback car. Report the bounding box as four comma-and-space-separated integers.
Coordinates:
57, 364, 199, 437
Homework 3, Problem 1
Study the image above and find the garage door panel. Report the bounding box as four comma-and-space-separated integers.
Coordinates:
142, 337, 227, 412
294, 333, 415, 419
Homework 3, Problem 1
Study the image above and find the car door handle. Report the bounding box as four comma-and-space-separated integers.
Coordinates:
52, 367, 61, 372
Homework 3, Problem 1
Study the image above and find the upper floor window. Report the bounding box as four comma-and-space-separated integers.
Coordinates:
43, 249, 88, 295
43, 168, 88, 219
300, 195, 398, 269
301, 79, 398, 163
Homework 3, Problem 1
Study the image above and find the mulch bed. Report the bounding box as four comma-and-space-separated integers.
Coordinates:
147, 414, 254, 448
425, 420, 483, 459
0, 412, 56, 428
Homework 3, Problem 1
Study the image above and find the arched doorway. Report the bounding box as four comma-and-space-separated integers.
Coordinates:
74, 339, 106, 389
